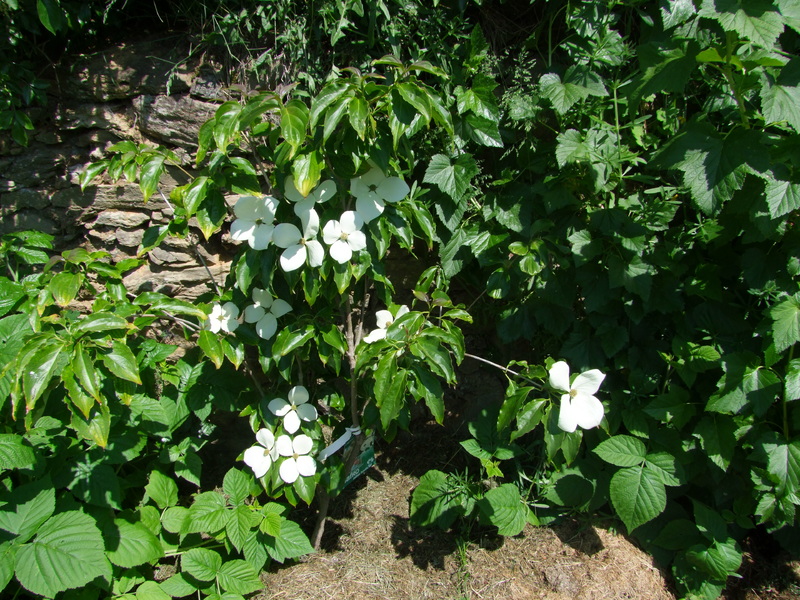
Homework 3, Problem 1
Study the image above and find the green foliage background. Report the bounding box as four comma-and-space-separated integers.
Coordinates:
2, 1, 800, 599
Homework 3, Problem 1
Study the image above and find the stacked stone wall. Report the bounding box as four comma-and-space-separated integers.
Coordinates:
0, 36, 233, 299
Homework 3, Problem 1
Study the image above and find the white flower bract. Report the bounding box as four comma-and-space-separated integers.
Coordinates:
322, 211, 367, 263
243, 288, 292, 340
272, 209, 325, 271
350, 167, 410, 223
548, 361, 606, 433
285, 177, 337, 205
363, 305, 410, 343
276, 433, 316, 484
268, 385, 318, 434
243, 428, 278, 479
205, 302, 240, 334
230, 195, 278, 250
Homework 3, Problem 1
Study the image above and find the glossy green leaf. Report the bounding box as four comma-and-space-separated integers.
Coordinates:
139, 154, 166, 202
198, 329, 225, 369
105, 519, 164, 568
48, 271, 83, 307
101, 340, 141, 384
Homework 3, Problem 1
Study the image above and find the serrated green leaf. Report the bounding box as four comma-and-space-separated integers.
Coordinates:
686, 539, 743, 580
145, 471, 178, 509
226, 505, 258, 553
609, 465, 667, 532
645, 452, 683, 486
477, 483, 527, 536
765, 176, 800, 219
265, 518, 314, 563
187, 491, 227, 533
785, 358, 800, 401
771, 293, 800, 353
223, 468, 251, 506
423, 153, 478, 201
15, 511, 108, 598
694, 415, 737, 471
0, 477, 54, 542
105, 519, 164, 568
594, 435, 648, 467
0, 434, 36, 473
217, 559, 263, 595
699, 0, 784, 48
409, 470, 464, 529
182, 547, 222, 581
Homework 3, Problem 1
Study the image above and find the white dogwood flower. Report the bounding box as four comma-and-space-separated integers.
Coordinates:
205, 302, 239, 334
230, 195, 278, 250
548, 360, 606, 433
322, 211, 367, 263
243, 288, 292, 340
363, 305, 410, 343
243, 428, 278, 478
275, 433, 316, 484
268, 385, 318, 434
272, 208, 325, 271
350, 167, 410, 223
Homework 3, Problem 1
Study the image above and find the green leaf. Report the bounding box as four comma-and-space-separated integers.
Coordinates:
48, 271, 83, 307
396, 82, 431, 123
699, 0, 784, 48
139, 154, 166, 202
477, 483, 527, 536
374, 351, 407, 429
785, 358, 800, 401
609, 465, 667, 532
105, 519, 164, 568
645, 452, 683, 487
410, 470, 465, 529
310, 82, 350, 128
686, 539, 743, 581
160, 572, 198, 597
198, 329, 225, 369
322, 96, 350, 143
15, 511, 108, 598
764, 176, 800, 219
654, 122, 766, 215
70, 312, 129, 336
133, 580, 171, 600
226, 505, 258, 552
145, 471, 178, 509
708, 356, 779, 416
101, 340, 142, 384
265, 518, 314, 563
771, 293, 800, 353
423, 153, 478, 201
281, 100, 310, 150
0, 477, 54, 542
213, 101, 243, 151
187, 491, 227, 533
23, 340, 66, 408
764, 439, 800, 498
694, 415, 737, 471
0, 434, 36, 473
217, 559, 263, 595
183, 176, 210, 216
761, 60, 800, 133
181, 547, 222, 581
539, 66, 607, 114
223, 468, 251, 506
347, 96, 369, 140
594, 435, 647, 467
71, 344, 101, 401
36, 0, 64, 34
271, 325, 314, 359
291, 151, 324, 197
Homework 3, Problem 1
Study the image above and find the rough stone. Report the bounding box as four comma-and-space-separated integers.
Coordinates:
0, 210, 58, 235
1, 188, 51, 210
60, 37, 193, 102
55, 103, 136, 138
133, 95, 217, 147
116, 229, 144, 248
190, 67, 227, 101
94, 210, 151, 228
123, 262, 231, 300
149, 247, 194, 265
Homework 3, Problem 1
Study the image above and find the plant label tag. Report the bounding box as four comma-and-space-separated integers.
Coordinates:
343, 432, 375, 488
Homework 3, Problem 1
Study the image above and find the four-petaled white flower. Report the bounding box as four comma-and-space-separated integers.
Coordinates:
243, 428, 278, 478
276, 433, 316, 484
363, 305, 410, 343
205, 302, 239, 334
272, 206, 325, 272
286, 178, 337, 230
230, 195, 278, 250
350, 167, 410, 223
548, 361, 605, 433
322, 211, 367, 263
268, 385, 318, 434
243, 288, 292, 340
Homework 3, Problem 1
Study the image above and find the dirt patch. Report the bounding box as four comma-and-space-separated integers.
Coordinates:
259, 450, 674, 600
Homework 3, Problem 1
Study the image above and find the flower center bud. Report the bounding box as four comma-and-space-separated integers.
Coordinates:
569, 389, 578, 398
